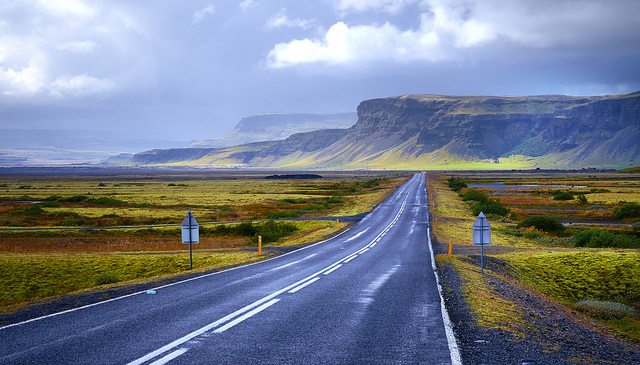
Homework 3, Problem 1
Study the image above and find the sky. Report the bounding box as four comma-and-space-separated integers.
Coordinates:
1, 0, 640, 141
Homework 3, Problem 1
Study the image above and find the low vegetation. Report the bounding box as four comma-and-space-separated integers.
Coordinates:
0, 172, 407, 314
431, 171, 640, 343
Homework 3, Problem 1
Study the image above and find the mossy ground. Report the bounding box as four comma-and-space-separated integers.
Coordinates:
430, 171, 640, 343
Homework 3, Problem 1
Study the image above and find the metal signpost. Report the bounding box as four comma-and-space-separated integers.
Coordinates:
181, 211, 200, 270
472, 212, 491, 274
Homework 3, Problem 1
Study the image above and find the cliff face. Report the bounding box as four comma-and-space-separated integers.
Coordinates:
129, 92, 640, 169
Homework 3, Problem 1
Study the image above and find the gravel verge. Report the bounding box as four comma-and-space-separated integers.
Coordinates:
433, 241, 640, 365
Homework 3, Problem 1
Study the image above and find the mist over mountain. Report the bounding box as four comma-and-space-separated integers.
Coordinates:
188, 113, 357, 148
0, 130, 187, 166
129, 92, 640, 170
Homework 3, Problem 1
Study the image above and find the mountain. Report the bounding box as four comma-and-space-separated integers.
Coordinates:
187, 112, 357, 147
129, 92, 640, 170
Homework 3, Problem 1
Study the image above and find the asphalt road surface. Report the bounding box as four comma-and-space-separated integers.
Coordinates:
0, 173, 460, 364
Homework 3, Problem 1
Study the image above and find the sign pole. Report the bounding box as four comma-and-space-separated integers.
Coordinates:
480, 216, 484, 274
189, 211, 193, 270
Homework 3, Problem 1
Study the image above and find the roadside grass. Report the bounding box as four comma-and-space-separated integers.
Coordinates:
436, 254, 526, 333
431, 172, 640, 343
0, 251, 261, 311
498, 250, 640, 342
0, 219, 345, 311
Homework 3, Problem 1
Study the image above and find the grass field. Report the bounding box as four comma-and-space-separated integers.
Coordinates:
430, 171, 640, 343
0, 170, 409, 313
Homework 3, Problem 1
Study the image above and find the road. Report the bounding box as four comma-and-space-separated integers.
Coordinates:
0, 173, 460, 365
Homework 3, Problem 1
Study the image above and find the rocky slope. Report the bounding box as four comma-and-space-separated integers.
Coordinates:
129, 92, 640, 169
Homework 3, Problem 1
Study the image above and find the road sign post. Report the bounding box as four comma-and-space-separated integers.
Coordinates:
181, 211, 200, 270
472, 212, 491, 274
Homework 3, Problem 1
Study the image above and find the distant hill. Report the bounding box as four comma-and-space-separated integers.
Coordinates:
129, 92, 640, 170
188, 113, 357, 147
0, 129, 187, 165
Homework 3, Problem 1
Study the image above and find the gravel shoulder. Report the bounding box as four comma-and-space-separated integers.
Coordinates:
433, 241, 640, 365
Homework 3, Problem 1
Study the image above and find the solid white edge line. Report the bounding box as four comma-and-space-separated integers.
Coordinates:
213, 299, 280, 333
427, 228, 462, 365
148, 348, 189, 365
0, 222, 353, 331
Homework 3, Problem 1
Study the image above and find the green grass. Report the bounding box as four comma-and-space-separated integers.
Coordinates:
0, 251, 261, 310
499, 251, 640, 304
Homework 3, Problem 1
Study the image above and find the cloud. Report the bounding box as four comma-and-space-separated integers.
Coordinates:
56, 40, 97, 53
192, 4, 215, 24
48, 74, 116, 99
334, 0, 416, 14
266, 21, 439, 68
267, 0, 640, 69
265, 8, 315, 29
239, 0, 258, 12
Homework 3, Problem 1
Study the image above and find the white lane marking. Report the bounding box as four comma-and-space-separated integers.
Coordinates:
358, 265, 400, 304
427, 227, 462, 365
345, 227, 370, 242
0, 227, 352, 331
323, 264, 342, 275
148, 348, 189, 365
127, 189, 415, 365
343, 255, 358, 263
270, 254, 317, 272
213, 299, 280, 333
288, 277, 321, 293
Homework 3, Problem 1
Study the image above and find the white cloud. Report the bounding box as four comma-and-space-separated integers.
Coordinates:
335, 0, 416, 14
239, 0, 258, 12
0, 63, 47, 96
266, 21, 439, 68
48, 74, 116, 99
192, 4, 215, 24
56, 40, 97, 53
266, 8, 315, 30
36, 0, 95, 18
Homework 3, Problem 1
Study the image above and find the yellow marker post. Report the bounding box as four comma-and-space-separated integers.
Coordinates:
435, 217, 438, 229
258, 235, 262, 256
336, 219, 340, 230
448, 238, 453, 257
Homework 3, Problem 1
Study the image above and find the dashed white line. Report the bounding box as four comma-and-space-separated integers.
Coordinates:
323, 264, 343, 275
213, 299, 280, 333
288, 277, 321, 293
148, 348, 189, 365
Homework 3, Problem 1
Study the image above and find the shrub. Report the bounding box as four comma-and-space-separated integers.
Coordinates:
253, 220, 298, 244
577, 194, 588, 204
552, 190, 574, 200
88, 197, 126, 206
94, 272, 120, 286
573, 229, 640, 248
266, 211, 299, 219
447, 177, 467, 192
23, 204, 45, 215
64, 195, 87, 203
237, 222, 259, 237
615, 203, 640, 219
516, 215, 565, 233
574, 299, 639, 320
281, 198, 306, 204
461, 189, 489, 203
33, 231, 57, 238
472, 199, 510, 216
